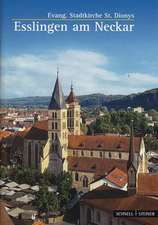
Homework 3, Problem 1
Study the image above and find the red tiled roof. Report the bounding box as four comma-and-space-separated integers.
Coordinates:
66, 88, 78, 104
25, 120, 48, 140
0, 130, 12, 139
81, 186, 158, 225
33, 120, 48, 131
68, 157, 127, 177
137, 173, 158, 196
0, 202, 14, 225
106, 168, 127, 188
68, 135, 141, 152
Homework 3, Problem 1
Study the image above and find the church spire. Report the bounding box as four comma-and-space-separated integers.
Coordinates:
127, 120, 137, 171
66, 83, 78, 104
49, 70, 65, 109
127, 120, 137, 194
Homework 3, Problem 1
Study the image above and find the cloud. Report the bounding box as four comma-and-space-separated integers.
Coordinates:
1, 49, 158, 98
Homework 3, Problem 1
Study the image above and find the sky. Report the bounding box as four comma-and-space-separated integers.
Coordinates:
1, 0, 158, 98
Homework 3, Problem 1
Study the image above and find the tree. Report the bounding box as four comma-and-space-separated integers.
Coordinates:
35, 186, 59, 222
57, 172, 72, 206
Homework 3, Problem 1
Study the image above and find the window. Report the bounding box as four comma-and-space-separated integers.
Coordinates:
90, 151, 93, 157
28, 142, 31, 167
75, 172, 79, 181
52, 133, 54, 140
52, 112, 57, 119
35, 143, 38, 169
83, 176, 88, 187
81, 150, 84, 156
73, 151, 75, 156
109, 152, 111, 158
52, 122, 54, 129
55, 122, 58, 130
96, 211, 101, 223
119, 152, 122, 159
100, 152, 103, 158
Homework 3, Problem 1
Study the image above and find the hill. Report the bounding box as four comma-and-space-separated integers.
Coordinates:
1, 88, 158, 110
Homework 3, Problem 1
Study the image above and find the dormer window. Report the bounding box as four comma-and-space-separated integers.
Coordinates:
91, 164, 96, 170
79, 142, 84, 147
97, 143, 103, 148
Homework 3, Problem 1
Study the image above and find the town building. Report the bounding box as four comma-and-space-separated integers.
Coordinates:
21, 74, 147, 192
80, 139, 158, 225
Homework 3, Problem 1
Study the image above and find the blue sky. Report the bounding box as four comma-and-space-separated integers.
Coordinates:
1, 0, 158, 98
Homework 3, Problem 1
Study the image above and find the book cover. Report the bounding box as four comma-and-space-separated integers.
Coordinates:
0, 1, 158, 225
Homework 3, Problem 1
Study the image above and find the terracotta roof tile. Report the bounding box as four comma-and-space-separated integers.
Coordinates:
68, 157, 127, 177
137, 173, 158, 196
81, 186, 158, 225
106, 168, 127, 188
68, 135, 141, 152
66, 88, 78, 104
0, 130, 12, 139
25, 120, 48, 140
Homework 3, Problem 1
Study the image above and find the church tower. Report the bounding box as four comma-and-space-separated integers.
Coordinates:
48, 72, 68, 175
127, 121, 137, 194
66, 84, 81, 135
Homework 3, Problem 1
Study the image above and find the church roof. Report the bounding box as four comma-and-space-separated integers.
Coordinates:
49, 76, 66, 110
25, 120, 48, 140
127, 121, 137, 170
66, 85, 78, 104
68, 156, 127, 178
68, 135, 141, 153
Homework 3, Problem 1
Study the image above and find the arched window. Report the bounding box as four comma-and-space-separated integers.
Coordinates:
83, 176, 88, 187
109, 152, 111, 158
87, 208, 91, 223
119, 152, 122, 159
75, 172, 79, 181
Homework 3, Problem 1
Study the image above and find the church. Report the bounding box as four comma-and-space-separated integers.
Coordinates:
23, 73, 147, 192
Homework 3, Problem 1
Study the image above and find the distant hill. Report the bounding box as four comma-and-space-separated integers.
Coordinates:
1, 88, 158, 110
105, 88, 158, 111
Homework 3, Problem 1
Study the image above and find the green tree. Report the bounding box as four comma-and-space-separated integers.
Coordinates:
57, 172, 72, 206
35, 185, 59, 222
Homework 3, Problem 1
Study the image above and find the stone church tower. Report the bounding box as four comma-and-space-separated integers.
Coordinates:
48, 74, 68, 175
127, 121, 137, 194
66, 84, 81, 135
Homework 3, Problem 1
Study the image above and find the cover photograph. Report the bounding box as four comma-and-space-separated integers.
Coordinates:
0, 0, 158, 225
